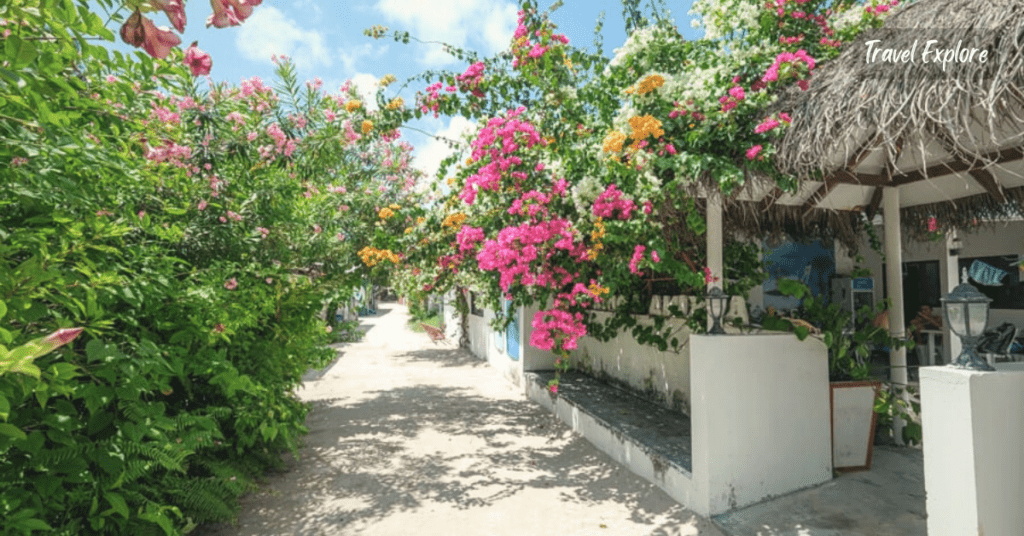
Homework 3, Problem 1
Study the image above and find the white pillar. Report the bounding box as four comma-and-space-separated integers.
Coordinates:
883, 188, 908, 441
707, 194, 724, 332
921, 366, 1024, 536
940, 232, 962, 364
834, 238, 856, 275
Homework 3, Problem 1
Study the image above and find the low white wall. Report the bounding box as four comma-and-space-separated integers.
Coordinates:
571, 310, 692, 413
690, 333, 833, 515
921, 364, 1024, 536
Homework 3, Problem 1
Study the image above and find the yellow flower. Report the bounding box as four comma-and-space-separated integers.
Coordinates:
358, 246, 401, 267
378, 207, 395, 219
465, 158, 474, 165
389, 203, 401, 210
361, 120, 373, 134
380, 74, 397, 87
636, 74, 665, 95
602, 130, 627, 153
416, 217, 425, 225
345, 100, 361, 112
590, 219, 606, 241
404, 227, 413, 234
628, 115, 664, 141
386, 97, 404, 110
442, 212, 467, 228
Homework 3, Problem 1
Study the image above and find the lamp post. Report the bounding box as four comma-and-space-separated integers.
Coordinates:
706, 286, 729, 335
941, 281, 994, 371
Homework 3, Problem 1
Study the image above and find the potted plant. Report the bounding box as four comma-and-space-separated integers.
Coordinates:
764, 279, 901, 471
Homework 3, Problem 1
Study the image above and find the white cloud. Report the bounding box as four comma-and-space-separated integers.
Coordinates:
413, 116, 478, 180
350, 72, 381, 111
236, 7, 331, 70
375, 0, 517, 66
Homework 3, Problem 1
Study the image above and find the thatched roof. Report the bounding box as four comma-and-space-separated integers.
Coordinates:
771, 0, 1024, 240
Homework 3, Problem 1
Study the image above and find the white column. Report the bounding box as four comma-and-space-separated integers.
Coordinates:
921, 367, 1024, 536
834, 238, 856, 275
883, 188, 909, 441
707, 194, 724, 332
940, 232, 962, 364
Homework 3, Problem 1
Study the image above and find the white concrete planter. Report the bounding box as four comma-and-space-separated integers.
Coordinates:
830, 381, 881, 472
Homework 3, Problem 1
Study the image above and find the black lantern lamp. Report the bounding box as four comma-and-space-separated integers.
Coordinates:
706, 286, 730, 335
941, 281, 994, 371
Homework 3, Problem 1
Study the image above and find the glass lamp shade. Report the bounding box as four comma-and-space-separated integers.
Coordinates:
941, 282, 994, 370
706, 286, 729, 335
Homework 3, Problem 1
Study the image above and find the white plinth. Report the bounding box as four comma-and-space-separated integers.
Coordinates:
921, 364, 1024, 536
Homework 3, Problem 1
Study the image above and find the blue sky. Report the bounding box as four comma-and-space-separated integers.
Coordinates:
101, 0, 700, 179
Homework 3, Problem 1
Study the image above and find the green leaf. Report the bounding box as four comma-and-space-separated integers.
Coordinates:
4, 36, 38, 69
0, 299, 7, 320
12, 518, 52, 532
0, 393, 9, 421
793, 325, 810, 340
0, 423, 27, 441
103, 492, 130, 519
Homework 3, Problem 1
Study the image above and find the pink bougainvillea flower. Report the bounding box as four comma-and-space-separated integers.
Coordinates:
137, 210, 146, 219
652, 250, 661, 263
224, 277, 238, 290
183, 42, 213, 76
197, 200, 207, 210
256, 227, 269, 238
313, 224, 322, 234
746, 144, 763, 160
704, 266, 721, 284
151, 0, 187, 32
265, 277, 273, 284
927, 216, 938, 232
548, 384, 558, 394
629, 245, 647, 275
336, 233, 346, 241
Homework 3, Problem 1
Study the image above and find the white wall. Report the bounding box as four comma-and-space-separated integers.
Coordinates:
570, 310, 692, 413
860, 220, 1024, 327
690, 333, 833, 515
921, 364, 1024, 536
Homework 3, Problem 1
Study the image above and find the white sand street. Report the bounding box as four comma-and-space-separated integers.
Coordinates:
197, 301, 724, 536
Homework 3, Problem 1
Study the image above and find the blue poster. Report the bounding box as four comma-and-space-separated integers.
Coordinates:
762, 239, 835, 313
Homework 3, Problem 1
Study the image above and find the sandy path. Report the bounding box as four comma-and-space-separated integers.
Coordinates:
197, 302, 724, 536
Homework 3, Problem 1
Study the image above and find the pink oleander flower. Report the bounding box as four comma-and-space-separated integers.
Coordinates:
198, 200, 207, 210
313, 224, 322, 234
728, 85, 745, 101
224, 277, 238, 290
746, 144, 763, 160
138, 211, 146, 219
183, 42, 213, 76
120, 11, 146, 48
665, 143, 677, 155
336, 232, 345, 241
151, 0, 187, 32
257, 227, 269, 238
219, 216, 227, 223
927, 216, 938, 233
652, 250, 661, 263
265, 277, 273, 284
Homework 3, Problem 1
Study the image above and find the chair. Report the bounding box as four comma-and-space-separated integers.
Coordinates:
978, 323, 1019, 365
